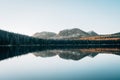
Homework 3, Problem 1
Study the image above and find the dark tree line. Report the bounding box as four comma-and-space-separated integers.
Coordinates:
0, 29, 44, 45
0, 29, 120, 46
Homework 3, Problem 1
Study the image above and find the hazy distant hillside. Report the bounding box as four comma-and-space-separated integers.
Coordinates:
33, 32, 56, 39
58, 28, 90, 37
33, 29, 119, 40
33, 28, 98, 39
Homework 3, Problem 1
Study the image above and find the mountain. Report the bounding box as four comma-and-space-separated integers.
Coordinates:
33, 31, 56, 39
0, 29, 119, 46
87, 31, 98, 36
33, 28, 93, 39
58, 28, 90, 38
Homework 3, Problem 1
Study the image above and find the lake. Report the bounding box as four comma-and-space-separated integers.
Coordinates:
0, 46, 120, 80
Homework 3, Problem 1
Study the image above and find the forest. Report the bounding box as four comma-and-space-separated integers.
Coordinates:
0, 29, 120, 46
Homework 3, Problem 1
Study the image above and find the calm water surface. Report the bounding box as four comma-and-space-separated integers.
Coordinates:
0, 46, 120, 80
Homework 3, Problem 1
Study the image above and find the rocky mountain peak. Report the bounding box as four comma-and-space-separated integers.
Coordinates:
58, 28, 90, 37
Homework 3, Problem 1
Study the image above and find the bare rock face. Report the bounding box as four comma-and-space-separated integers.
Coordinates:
33, 31, 56, 39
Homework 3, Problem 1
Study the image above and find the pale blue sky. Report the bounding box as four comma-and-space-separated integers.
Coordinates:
0, 0, 120, 35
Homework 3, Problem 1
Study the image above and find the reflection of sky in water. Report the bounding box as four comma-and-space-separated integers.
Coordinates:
0, 53, 120, 80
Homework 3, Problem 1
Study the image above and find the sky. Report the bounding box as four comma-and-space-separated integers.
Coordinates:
0, 0, 120, 36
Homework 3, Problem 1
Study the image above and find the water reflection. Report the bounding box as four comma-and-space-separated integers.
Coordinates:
0, 46, 120, 61
33, 48, 120, 60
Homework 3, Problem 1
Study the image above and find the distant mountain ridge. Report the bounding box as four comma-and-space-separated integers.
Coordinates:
33, 31, 56, 39
58, 28, 90, 37
33, 28, 120, 40
33, 28, 98, 39
0, 28, 119, 46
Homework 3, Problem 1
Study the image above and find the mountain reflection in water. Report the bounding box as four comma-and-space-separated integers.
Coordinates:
33, 48, 120, 60
0, 46, 120, 61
